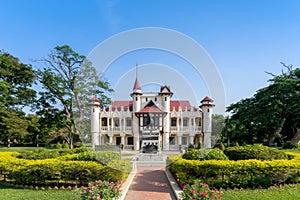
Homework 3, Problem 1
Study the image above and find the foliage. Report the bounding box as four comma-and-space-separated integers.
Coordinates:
0, 51, 36, 147
0, 149, 129, 186
169, 152, 300, 189
93, 151, 121, 165
16, 147, 88, 160
76, 180, 121, 200
180, 179, 222, 200
282, 141, 299, 149
37, 45, 113, 148
224, 65, 300, 146
182, 148, 228, 161
205, 149, 229, 161
224, 145, 288, 161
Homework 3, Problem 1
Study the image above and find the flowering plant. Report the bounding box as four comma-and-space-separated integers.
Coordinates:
180, 180, 222, 200
77, 180, 121, 200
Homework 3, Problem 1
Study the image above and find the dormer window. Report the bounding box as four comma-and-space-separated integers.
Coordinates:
146, 97, 148, 102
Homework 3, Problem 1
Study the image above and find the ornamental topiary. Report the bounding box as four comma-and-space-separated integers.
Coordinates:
182, 148, 228, 161
224, 144, 288, 161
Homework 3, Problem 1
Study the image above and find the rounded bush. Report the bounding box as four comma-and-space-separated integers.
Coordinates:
224, 145, 288, 161
182, 148, 228, 161
205, 148, 229, 160
282, 141, 299, 149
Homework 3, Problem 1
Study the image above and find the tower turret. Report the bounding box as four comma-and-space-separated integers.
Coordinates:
159, 85, 173, 150
90, 96, 101, 148
130, 64, 142, 150
200, 96, 215, 148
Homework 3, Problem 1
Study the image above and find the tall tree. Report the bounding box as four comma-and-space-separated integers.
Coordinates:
225, 64, 300, 146
0, 51, 36, 147
37, 45, 112, 148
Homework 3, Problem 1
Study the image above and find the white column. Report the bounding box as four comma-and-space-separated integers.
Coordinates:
121, 135, 125, 145
190, 136, 194, 145
178, 135, 182, 145
109, 135, 113, 144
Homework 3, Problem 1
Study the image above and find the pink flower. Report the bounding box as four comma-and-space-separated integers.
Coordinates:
198, 192, 203, 196
182, 185, 187, 190
191, 190, 196, 195
88, 190, 92, 193
97, 196, 101, 200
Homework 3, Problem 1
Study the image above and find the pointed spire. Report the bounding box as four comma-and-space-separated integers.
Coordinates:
132, 63, 142, 94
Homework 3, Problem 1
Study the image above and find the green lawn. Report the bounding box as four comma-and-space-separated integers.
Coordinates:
0, 185, 80, 200
222, 184, 300, 200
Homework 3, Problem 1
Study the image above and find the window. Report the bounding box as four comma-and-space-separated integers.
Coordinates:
207, 109, 210, 113
155, 97, 157, 101
92, 108, 95, 112
127, 137, 133, 145
182, 137, 187, 145
165, 97, 167, 101
154, 116, 159, 126
143, 115, 150, 126
114, 118, 120, 127
126, 118, 132, 126
169, 137, 175, 145
171, 118, 177, 126
135, 97, 138, 101
116, 137, 121, 145
145, 97, 148, 101
195, 118, 201, 126
183, 118, 188, 126
101, 118, 108, 126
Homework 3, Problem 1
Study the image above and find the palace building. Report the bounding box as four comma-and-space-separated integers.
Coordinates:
90, 68, 214, 151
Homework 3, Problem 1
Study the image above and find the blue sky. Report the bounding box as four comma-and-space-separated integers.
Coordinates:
1, 0, 300, 114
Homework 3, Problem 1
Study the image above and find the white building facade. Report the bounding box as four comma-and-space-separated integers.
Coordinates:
90, 73, 214, 151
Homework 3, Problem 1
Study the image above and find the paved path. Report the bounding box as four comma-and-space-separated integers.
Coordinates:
125, 166, 177, 200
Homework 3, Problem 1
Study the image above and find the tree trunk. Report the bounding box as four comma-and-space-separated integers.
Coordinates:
267, 118, 286, 146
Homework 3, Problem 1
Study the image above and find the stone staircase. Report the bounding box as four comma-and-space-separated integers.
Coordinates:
134, 153, 167, 166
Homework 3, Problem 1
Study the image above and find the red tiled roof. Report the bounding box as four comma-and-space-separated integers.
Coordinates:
90, 96, 100, 102
170, 100, 198, 111
136, 101, 166, 114
201, 96, 213, 103
108, 100, 199, 112
107, 101, 133, 111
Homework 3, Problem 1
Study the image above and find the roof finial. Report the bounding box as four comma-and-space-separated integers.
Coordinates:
136, 63, 138, 79
132, 63, 142, 94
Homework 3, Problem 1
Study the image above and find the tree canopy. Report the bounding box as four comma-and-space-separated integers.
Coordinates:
224, 64, 300, 146
0, 51, 36, 147
37, 45, 113, 148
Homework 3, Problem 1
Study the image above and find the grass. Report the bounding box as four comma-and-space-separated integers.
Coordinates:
222, 184, 300, 200
0, 184, 80, 200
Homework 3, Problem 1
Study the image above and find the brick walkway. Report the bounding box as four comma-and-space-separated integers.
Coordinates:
125, 166, 177, 200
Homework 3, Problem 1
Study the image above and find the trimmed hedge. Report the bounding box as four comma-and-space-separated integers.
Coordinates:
169, 152, 300, 189
0, 151, 131, 186
224, 145, 288, 161
182, 148, 228, 161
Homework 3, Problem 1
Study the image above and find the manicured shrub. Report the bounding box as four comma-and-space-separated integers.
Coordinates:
205, 149, 228, 160
169, 155, 300, 189
182, 148, 228, 161
282, 141, 299, 149
224, 145, 288, 161
0, 151, 130, 187
93, 151, 120, 165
